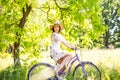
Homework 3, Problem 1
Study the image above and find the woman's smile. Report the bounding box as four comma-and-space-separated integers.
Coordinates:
54, 25, 60, 33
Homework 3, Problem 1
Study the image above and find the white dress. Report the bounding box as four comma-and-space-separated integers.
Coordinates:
50, 32, 69, 62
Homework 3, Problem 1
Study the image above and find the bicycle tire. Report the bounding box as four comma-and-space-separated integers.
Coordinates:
28, 63, 56, 80
73, 62, 101, 80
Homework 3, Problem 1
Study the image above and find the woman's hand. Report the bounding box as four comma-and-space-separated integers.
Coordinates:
71, 46, 77, 50
50, 55, 53, 59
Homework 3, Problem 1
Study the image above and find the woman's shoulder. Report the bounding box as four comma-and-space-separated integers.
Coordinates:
52, 32, 61, 36
52, 32, 56, 35
52, 32, 63, 39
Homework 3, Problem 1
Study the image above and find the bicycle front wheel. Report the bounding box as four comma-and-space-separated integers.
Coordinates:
28, 63, 55, 80
73, 62, 101, 80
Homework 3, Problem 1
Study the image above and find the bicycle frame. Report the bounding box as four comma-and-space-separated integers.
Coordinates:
58, 49, 81, 75
59, 49, 93, 77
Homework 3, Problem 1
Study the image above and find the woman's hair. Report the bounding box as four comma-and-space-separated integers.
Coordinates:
52, 24, 61, 33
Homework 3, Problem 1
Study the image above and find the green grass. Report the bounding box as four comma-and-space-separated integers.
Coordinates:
0, 49, 120, 80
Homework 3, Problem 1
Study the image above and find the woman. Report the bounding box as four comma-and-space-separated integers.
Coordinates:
50, 22, 76, 74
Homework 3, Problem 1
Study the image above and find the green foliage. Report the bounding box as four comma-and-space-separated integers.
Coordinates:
117, 8, 120, 15
0, 0, 22, 51
61, 0, 105, 48
0, 66, 27, 80
0, 0, 107, 52
109, 68, 120, 80
102, 0, 120, 48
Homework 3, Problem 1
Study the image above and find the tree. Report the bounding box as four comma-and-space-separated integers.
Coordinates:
102, 0, 120, 48
0, 0, 106, 68
0, 0, 32, 68
13, 4, 32, 68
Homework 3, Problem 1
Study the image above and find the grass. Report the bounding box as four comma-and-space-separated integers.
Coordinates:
0, 48, 120, 80
80, 49, 120, 70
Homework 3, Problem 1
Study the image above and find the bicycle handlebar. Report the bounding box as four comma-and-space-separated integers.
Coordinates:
73, 47, 82, 56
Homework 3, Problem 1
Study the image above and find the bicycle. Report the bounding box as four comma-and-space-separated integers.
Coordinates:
28, 48, 101, 80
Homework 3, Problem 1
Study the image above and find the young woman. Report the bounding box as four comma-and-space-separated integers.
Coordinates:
50, 22, 76, 74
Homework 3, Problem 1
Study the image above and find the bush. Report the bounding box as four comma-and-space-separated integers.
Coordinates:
0, 66, 28, 80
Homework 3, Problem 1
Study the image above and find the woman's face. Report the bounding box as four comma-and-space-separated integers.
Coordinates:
53, 24, 60, 33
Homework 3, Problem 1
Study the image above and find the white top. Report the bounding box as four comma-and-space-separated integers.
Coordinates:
50, 32, 69, 62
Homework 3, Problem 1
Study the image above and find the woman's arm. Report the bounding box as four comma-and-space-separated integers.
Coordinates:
62, 40, 76, 50
59, 34, 76, 49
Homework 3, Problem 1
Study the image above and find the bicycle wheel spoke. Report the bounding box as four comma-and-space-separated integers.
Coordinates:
28, 63, 55, 80
73, 66, 85, 80
83, 63, 101, 80
73, 62, 101, 80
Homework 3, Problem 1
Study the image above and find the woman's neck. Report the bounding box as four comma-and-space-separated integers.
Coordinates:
54, 32, 59, 34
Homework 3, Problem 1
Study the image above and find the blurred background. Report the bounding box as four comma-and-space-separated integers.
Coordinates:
0, 0, 120, 80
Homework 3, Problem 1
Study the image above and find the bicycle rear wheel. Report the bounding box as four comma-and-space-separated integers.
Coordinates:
73, 62, 101, 80
28, 63, 55, 80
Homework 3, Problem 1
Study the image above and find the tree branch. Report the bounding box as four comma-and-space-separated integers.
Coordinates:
19, 4, 32, 29
53, 0, 61, 9
47, 7, 50, 20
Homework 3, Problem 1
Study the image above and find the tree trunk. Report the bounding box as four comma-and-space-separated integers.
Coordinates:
13, 4, 32, 68
104, 29, 109, 48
